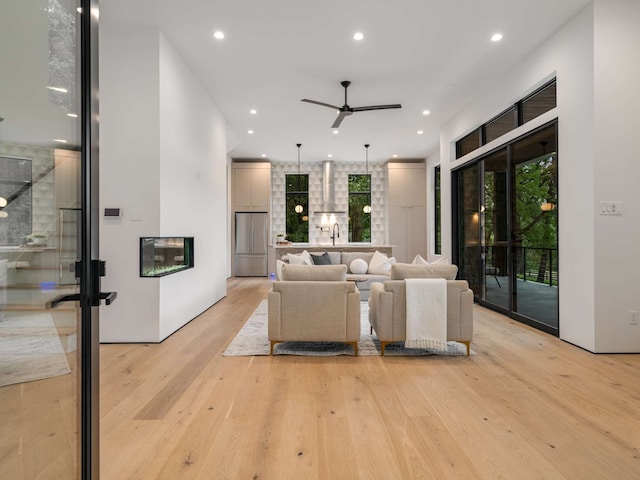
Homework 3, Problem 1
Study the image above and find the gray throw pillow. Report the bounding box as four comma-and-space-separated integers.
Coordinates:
311, 252, 332, 265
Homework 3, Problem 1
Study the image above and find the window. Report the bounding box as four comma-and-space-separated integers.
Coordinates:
485, 106, 517, 144
522, 80, 557, 123
348, 174, 371, 242
285, 174, 308, 242
434, 165, 441, 254
456, 129, 481, 158
0, 156, 32, 246
455, 78, 557, 159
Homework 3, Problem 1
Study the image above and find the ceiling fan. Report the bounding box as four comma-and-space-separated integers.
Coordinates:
301, 80, 401, 128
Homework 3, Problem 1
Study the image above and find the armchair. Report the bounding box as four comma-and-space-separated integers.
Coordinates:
268, 264, 361, 355
368, 263, 474, 355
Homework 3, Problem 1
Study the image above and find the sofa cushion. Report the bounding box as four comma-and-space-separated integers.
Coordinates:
342, 252, 374, 273
281, 263, 347, 281
287, 250, 314, 265
311, 252, 332, 265
368, 250, 396, 275
350, 258, 368, 274
391, 263, 458, 280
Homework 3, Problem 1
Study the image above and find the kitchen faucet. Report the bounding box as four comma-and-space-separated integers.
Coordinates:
330, 223, 340, 246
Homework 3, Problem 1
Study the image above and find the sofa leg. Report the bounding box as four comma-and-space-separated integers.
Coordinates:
460, 341, 471, 356
380, 341, 392, 356
270, 340, 278, 355
348, 342, 358, 356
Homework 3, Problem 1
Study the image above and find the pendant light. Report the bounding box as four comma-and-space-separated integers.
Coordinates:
294, 143, 304, 213
363, 143, 371, 213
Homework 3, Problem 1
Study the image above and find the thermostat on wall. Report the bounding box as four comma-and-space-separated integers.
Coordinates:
104, 208, 121, 218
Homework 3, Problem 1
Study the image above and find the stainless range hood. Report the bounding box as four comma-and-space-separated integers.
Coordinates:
314, 161, 345, 214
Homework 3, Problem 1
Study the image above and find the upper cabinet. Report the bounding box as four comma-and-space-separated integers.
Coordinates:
232, 162, 271, 211
387, 162, 426, 263
387, 162, 426, 207
55, 149, 81, 209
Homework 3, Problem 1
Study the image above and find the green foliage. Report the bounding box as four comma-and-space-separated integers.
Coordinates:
348, 175, 371, 242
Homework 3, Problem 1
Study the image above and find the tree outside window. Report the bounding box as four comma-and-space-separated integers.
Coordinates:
348, 174, 370, 242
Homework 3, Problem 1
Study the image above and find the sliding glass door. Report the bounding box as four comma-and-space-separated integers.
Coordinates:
482, 148, 510, 311
454, 122, 558, 335
511, 127, 558, 331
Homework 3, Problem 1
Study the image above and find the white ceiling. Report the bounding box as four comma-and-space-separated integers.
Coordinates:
2, 0, 592, 164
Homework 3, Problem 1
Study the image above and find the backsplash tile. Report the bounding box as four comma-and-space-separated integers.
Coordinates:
271, 162, 385, 245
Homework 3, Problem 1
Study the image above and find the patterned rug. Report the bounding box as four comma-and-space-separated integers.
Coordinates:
223, 300, 471, 356
0, 312, 71, 387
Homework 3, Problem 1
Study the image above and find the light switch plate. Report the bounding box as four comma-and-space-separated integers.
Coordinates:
599, 201, 622, 215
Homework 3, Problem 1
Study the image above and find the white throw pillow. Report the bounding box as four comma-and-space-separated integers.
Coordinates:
368, 250, 396, 275
412, 254, 429, 265
349, 258, 369, 274
288, 251, 313, 265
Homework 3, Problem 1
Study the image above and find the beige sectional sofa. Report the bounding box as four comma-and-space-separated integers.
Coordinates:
268, 264, 361, 355
278, 250, 393, 300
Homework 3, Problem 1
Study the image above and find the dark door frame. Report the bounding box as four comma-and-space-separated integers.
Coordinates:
80, 1, 100, 477
452, 119, 559, 337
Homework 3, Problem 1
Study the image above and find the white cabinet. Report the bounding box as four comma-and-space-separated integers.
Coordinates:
233, 163, 271, 211
387, 163, 426, 263
55, 149, 81, 209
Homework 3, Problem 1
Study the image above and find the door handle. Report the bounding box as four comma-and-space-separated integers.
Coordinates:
46, 293, 81, 309
46, 291, 117, 309
46, 259, 118, 309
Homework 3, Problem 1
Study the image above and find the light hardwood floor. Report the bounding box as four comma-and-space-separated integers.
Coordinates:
101, 278, 640, 479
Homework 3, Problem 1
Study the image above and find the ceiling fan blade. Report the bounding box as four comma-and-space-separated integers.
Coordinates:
301, 99, 342, 110
352, 104, 402, 112
331, 111, 350, 128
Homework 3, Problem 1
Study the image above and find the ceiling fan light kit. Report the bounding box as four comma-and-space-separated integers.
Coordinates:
301, 80, 401, 128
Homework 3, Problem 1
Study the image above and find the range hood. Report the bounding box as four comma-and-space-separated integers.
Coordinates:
314, 161, 345, 214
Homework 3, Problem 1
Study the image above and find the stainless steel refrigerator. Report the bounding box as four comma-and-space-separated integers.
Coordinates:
234, 212, 268, 276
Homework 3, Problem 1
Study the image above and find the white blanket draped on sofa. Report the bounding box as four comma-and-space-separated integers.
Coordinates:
405, 278, 448, 351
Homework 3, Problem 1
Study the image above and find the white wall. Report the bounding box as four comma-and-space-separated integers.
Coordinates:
99, 23, 162, 342
99, 21, 228, 342
592, 0, 640, 352
157, 33, 228, 340
438, 4, 602, 351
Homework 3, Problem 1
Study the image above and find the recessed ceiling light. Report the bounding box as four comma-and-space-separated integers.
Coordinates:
261, 154, 267, 158
491, 33, 503, 42
247, 130, 254, 134
392, 154, 398, 158
213, 31, 225, 40
422, 110, 431, 116
47, 86, 68, 93
250, 109, 257, 115
353, 32, 364, 41
67, 113, 78, 118
53, 138, 68, 143
327, 154, 333, 158
417, 130, 424, 135
332, 130, 339, 135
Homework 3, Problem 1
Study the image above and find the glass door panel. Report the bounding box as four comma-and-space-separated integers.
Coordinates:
1, 1, 83, 478
456, 163, 481, 296
482, 148, 509, 310
512, 126, 559, 330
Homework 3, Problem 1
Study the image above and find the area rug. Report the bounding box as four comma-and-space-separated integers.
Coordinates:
223, 300, 471, 357
0, 312, 72, 387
